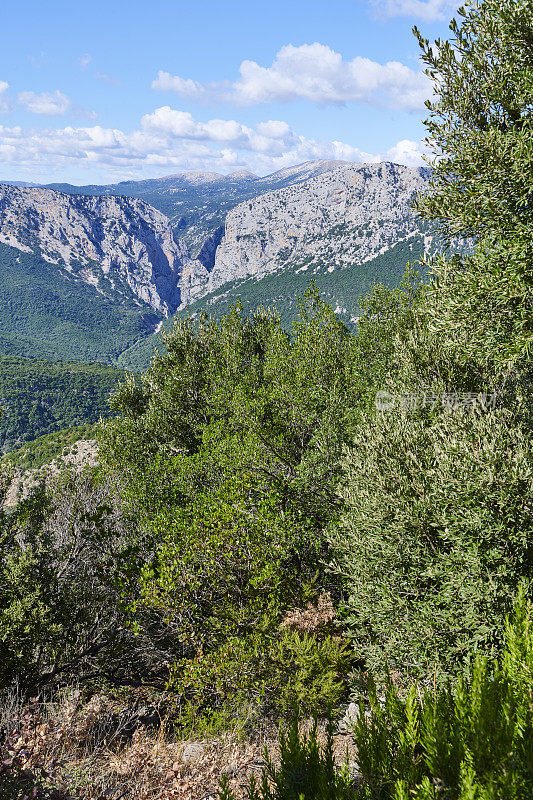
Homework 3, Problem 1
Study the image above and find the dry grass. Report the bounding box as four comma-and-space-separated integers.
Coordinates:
0, 691, 356, 800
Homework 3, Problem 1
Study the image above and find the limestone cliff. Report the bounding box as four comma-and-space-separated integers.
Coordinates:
205, 162, 432, 296
0, 185, 189, 316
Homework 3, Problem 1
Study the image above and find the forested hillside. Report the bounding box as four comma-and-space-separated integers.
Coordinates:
0, 356, 122, 453
118, 238, 426, 371
0, 242, 158, 364
0, 2, 532, 799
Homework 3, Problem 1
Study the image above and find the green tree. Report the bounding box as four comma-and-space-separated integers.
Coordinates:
414, 0, 533, 369
329, 0, 533, 682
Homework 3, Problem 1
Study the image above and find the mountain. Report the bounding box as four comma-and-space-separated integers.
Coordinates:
1, 161, 433, 317
0, 241, 159, 364
0, 160, 438, 371
44, 160, 357, 256
203, 162, 432, 299
0, 185, 190, 316
0, 180, 41, 188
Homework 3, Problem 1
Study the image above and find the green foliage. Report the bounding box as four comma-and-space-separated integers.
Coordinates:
173, 629, 351, 735
225, 593, 533, 800
103, 291, 364, 527
326, 0, 533, 684
0, 467, 172, 691
118, 239, 427, 372
414, 0, 533, 367
0, 241, 159, 364
102, 294, 384, 725
414, 0, 533, 241
329, 404, 533, 681
0, 356, 123, 453
219, 718, 356, 800
2, 423, 97, 470
134, 476, 350, 728
352, 590, 533, 799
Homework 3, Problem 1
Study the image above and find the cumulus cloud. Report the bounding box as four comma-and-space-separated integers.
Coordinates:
152, 43, 431, 110
383, 138, 428, 166
140, 108, 299, 154
151, 72, 207, 98
370, 0, 456, 21
0, 107, 427, 182
18, 90, 72, 116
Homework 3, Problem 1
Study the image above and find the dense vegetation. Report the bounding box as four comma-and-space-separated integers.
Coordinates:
118, 238, 427, 372
3, 423, 97, 470
0, 242, 160, 364
0, 357, 121, 453
0, 1, 532, 797
225, 591, 533, 800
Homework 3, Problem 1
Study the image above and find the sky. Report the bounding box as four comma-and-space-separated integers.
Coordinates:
0, 0, 459, 184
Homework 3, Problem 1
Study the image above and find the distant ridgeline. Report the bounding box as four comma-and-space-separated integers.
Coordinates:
0, 356, 123, 454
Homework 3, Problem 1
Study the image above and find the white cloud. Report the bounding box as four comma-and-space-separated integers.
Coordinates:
0, 108, 428, 181
0, 81, 9, 112
151, 72, 207, 98
383, 138, 428, 166
152, 43, 431, 110
18, 90, 72, 116
371, 0, 456, 21
141, 108, 296, 153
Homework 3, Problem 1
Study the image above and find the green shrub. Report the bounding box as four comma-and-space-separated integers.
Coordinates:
329, 405, 532, 682
134, 477, 351, 730
352, 588, 533, 799
0, 468, 173, 692
171, 628, 351, 735
219, 718, 356, 800
226, 591, 533, 800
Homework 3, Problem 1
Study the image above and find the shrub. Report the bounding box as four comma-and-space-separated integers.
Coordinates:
0, 468, 178, 692
134, 477, 351, 731
225, 591, 533, 800
219, 718, 356, 800
328, 404, 533, 682
351, 588, 533, 799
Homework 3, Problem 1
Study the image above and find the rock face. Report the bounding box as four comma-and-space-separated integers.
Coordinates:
0, 162, 434, 316
205, 162, 431, 296
0, 185, 190, 316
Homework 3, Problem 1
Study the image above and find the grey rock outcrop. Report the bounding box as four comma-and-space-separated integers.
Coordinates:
206, 162, 432, 295
0, 162, 436, 317
0, 185, 190, 316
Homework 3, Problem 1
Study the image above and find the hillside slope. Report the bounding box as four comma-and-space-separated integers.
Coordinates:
0, 184, 190, 315
0, 241, 159, 363
118, 237, 426, 372
206, 162, 432, 297
0, 356, 122, 453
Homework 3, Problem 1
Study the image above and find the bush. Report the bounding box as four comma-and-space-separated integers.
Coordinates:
219, 718, 356, 800
134, 477, 351, 730
329, 404, 533, 682
226, 591, 533, 800
351, 588, 533, 799
0, 467, 179, 692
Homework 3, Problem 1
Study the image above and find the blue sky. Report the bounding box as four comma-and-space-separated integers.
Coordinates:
0, 0, 457, 184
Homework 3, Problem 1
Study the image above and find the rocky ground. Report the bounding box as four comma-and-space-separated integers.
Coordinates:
3, 439, 98, 508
